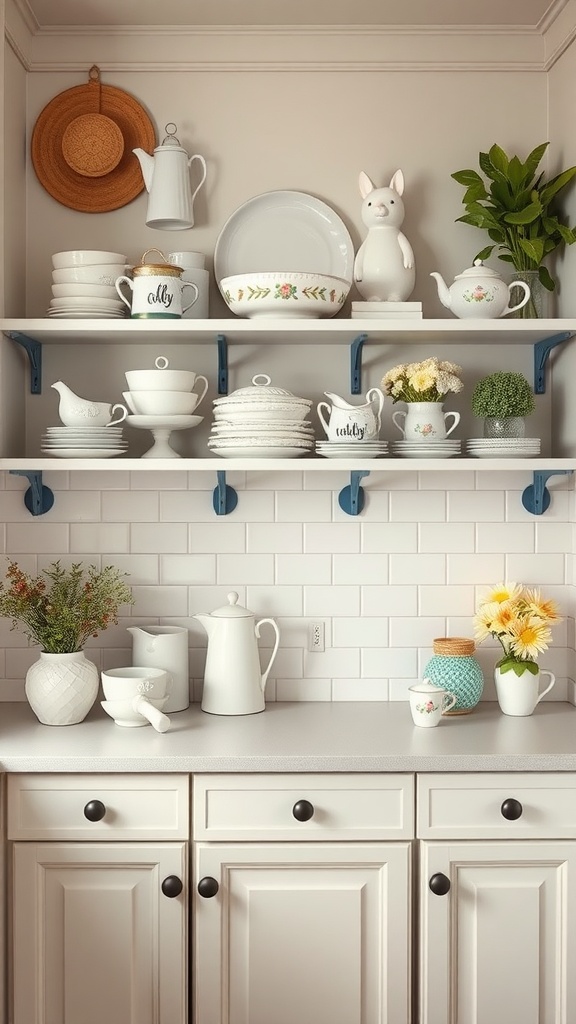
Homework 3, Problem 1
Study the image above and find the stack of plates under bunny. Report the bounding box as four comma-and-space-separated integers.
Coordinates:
208, 374, 314, 458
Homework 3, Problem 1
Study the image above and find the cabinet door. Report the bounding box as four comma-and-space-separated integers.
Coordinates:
194, 841, 411, 1024
12, 841, 187, 1024
420, 840, 576, 1024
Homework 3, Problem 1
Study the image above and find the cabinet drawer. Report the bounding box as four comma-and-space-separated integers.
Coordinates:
417, 773, 576, 839
193, 773, 414, 840
7, 774, 189, 840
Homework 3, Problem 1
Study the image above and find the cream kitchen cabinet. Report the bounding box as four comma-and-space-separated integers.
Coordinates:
417, 773, 576, 1024
7, 773, 190, 1024
192, 773, 414, 1024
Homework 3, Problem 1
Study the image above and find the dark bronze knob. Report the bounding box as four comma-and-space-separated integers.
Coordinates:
501, 798, 523, 820
197, 876, 219, 898
429, 872, 451, 896
161, 875, 183, 898
292, 799, 315, 821
83, 799, 106, 822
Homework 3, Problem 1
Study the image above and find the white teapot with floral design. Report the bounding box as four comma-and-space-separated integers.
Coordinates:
430, 260, 531, 319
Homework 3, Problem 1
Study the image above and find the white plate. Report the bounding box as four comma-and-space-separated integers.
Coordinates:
317, 449, 387, 459
467, 438, 540, 446
208, 437, 313, 448
40, 448, 127, 458
126, 414, 204, 429
46, 311, 127, 319
214, 190, 354, 285
468, 449, 539, 459
212, 446, 310, 459
393, 449, 461, 459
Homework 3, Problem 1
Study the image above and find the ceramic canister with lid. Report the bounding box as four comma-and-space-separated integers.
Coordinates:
422, 637, 484, 714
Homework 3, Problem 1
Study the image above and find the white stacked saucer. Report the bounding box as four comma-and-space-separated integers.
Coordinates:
391, 439, 461, 459
316, 440, 388, 459
41, 426, 128, 458
466, 437, 541, 458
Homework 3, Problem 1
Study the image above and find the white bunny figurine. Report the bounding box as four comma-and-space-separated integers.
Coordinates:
353, 170, 416, 302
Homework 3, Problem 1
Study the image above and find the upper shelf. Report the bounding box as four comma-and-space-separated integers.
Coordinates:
3, 317, 576, 345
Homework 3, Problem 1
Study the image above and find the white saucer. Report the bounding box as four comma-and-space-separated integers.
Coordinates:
468, 449, 539, 459
126, 414, 204, 429
40, 448, 127, 458
212, 446, 310, 459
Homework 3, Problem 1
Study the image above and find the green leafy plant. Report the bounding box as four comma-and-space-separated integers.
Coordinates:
0, 560, 134, 653
471, 372, 535, 419
451, 142, 576, 292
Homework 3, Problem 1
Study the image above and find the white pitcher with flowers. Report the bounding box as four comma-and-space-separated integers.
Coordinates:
381, 357, 463, 441
474, 582, 561, 716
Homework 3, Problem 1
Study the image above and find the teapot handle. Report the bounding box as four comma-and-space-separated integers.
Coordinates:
255, 618, 280, 693
501, 280, 531, 317
366, 387, 385, 429
188, 154, 208, 204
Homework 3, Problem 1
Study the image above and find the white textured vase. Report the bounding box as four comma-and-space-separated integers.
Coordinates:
494, 664, 555, 717
25, 651, 99, 726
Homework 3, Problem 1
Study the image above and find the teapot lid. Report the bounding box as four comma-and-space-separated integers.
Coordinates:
210, 592, 253, 618
154, 122, 187, 154
455, 259, 501, 280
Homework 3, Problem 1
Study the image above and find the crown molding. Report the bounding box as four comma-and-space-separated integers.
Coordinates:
4, 0, 576, 72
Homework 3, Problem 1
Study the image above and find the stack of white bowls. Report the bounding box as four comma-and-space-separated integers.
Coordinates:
49, 250, 128, 318
123, 356, 208, 418
208, 374, 314, 458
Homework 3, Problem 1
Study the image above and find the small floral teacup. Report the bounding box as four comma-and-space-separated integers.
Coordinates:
409, 680, 456, 727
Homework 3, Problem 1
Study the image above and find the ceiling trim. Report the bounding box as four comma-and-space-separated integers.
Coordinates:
5, 0, 576, 72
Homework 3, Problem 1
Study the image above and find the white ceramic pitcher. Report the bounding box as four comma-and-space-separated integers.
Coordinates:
317, 388, 384, 441
127, 625, 190, 712
133, 124, 207, 230
392, 402, 460, 441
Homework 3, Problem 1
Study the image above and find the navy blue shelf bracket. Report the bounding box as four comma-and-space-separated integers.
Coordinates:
350, 333, 368, 395
9, 470, 54, 516
533, 331, 575, 394
338, 470, 370, 516
217, 334, 228, 395
212, 471, 238, 516
5, 332, 42, 394
521, 469, 573, 516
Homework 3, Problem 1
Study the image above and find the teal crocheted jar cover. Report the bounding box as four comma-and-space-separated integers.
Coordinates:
423, 637, 484, 713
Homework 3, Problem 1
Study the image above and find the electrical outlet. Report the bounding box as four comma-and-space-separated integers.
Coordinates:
308, 621, 325, 652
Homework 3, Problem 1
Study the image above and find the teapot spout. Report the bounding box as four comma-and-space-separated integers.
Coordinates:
132, 148, 155, 192
193, 613, 215, 637
430, 272, 452, 310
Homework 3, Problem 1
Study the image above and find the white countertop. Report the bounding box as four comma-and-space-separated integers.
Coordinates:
1, 700, 576, 773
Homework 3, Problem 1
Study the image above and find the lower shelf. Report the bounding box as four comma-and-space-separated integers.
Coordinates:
2, 457, 576, 471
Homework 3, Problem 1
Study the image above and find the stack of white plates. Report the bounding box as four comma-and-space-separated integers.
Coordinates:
41, 426, 128, 459
48, 250, 128, 319
316, 439, 388, 459
466, 437, 541, 458
391, 439, 462, 459
208, 374, 314, 458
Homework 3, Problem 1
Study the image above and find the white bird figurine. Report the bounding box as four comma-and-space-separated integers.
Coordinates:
51, 381, 127, 427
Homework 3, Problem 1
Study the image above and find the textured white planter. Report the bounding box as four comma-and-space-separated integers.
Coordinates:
25, 651, 99, 725
494, 664, 555, 717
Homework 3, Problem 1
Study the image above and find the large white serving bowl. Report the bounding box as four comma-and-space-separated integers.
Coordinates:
52, 265, 126, 285
52, 250, 127, 269
52, 283, 120, 300
125, 368, 197, 392
219, 271, 350, 319
127, 390, 200, 416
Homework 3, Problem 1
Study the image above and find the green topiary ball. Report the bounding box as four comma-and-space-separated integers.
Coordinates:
471, 371, 535, 418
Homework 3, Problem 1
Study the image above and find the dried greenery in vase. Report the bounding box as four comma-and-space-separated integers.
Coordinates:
471, 371, 535, 419
0, 560, 134, 653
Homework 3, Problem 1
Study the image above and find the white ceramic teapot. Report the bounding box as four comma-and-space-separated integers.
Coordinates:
133, 123, 207, 230
430, 260, 531, 319
194, 593, 280, 716
317, 388, 384, 441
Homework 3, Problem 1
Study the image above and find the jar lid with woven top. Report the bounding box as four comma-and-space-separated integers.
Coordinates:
432, 637, 476, 657
132, 248, 183, 278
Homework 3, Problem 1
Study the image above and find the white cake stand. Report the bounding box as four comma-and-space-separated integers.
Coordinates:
126, 414, 204, 458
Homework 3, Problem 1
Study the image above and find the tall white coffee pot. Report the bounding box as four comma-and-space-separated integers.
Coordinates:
194, 593, 280, 715
133, 123, 207, 230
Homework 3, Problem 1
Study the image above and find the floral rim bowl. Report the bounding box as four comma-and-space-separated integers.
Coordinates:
219, 272, 350, 319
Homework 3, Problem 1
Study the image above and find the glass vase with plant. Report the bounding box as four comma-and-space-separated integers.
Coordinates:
471, 371, 535, 437
451, 142, 576, 317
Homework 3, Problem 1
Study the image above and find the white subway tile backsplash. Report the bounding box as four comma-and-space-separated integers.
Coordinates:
332, 617, 388, 648
0, 472, 573, 705
276, 554, 332, 585
390, 553, 445, 585
304, 522, 361, 553
103, 490, 159, 521
217, 554, 274, 585
448, 491, 505, 521
362, 522, 417, 552
333, 553, 388, 584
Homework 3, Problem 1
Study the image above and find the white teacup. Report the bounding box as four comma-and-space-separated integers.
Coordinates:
409, 680, 456, 727
125, 385, 206, 417
101, 666, 172, 701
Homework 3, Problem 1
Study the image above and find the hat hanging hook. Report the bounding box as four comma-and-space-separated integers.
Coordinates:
162, 123, 181, 146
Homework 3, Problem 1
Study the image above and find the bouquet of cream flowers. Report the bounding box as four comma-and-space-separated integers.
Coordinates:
474, 582, 561, 675
380, 357, 464, 404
